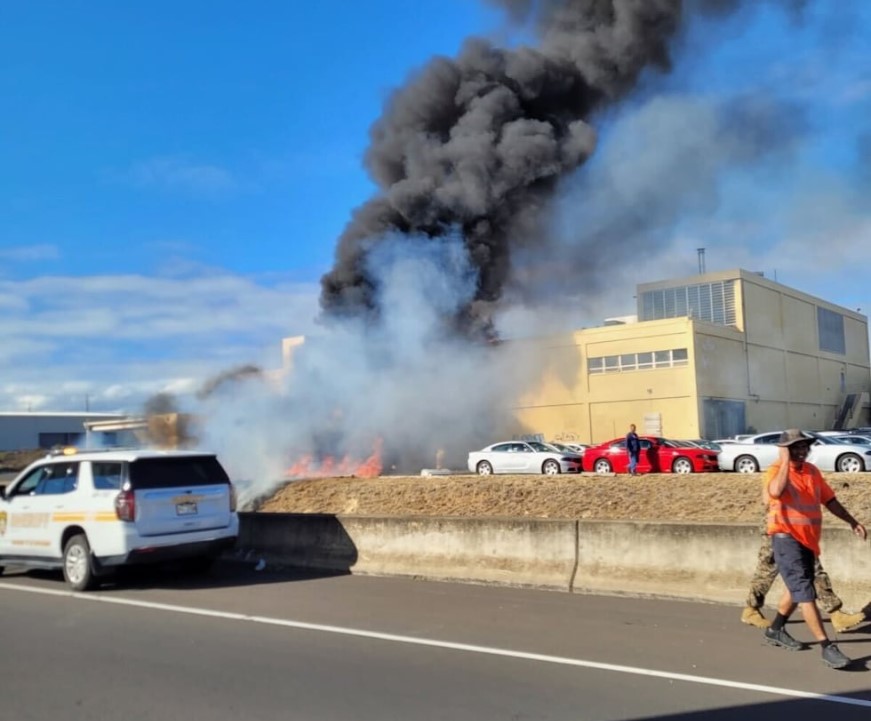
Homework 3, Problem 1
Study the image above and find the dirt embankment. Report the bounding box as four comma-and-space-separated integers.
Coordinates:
256, 472, 871, 524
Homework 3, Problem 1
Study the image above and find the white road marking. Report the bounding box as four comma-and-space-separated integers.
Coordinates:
2, 581, 870, 708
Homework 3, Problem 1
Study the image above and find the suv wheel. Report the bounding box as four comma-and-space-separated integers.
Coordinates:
63, 534, 96, 592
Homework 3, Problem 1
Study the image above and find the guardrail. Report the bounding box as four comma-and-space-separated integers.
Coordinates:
237, 513, 871, 609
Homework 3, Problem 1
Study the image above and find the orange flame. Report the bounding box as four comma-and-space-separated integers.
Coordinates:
285, 438, 383, 479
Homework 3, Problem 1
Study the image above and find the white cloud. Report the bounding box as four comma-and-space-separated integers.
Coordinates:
0, 270, 321, 412
0, 244, 61, 263
125, 156, 237, 196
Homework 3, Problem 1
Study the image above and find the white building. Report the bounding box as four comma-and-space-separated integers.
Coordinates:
0, 412, 126, 451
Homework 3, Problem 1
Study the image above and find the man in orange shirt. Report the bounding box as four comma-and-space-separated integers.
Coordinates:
763, 429, 867, 669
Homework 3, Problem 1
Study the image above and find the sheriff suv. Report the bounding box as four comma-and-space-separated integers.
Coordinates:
0, 448, 239, 591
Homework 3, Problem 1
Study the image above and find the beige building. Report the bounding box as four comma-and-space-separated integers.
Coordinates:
513, 269, 871, 444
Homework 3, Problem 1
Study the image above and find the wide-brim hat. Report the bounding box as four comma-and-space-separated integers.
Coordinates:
777, 429, 813, 447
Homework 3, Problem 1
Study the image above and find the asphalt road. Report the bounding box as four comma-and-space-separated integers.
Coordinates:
1, 563, 871, 720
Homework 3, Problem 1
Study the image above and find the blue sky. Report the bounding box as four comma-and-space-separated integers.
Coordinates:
2, 1, 870, 413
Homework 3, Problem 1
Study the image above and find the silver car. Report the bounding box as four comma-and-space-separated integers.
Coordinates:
717, 431, 871, 473
468, 441, 583, 476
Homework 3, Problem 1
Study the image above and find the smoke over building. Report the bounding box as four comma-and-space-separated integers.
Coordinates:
318, 0, 754, 338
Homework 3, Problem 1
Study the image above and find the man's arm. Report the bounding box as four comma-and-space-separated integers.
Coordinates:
767, 447, 791, 498
825, 497, 868, 540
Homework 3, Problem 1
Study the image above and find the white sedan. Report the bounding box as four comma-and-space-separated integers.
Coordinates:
468, 441, 583, 476
717, 431, 871, 473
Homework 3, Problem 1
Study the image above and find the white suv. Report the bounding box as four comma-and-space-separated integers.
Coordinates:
0, 448, 239, 590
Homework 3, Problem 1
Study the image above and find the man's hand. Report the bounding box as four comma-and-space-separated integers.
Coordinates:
853, 522, 867, 541
778, 446, 790, 464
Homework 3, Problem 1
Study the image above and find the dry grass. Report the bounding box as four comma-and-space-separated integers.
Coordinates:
257, 472, 871, 524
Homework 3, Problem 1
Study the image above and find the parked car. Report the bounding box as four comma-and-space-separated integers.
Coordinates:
821, 434, 871, 446
582, 436, 720, 474
682, 439, 723, 452
0, 447, 239, 590
549, 441, 589, 455
717, 431, 871, 473
467, 441, 583, 476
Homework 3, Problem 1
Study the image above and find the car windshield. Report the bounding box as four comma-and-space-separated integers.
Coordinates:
527, 441, 556, 453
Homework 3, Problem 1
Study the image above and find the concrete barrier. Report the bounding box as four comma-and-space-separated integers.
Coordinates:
239, 513, 577, 590
236, 513, 871, 608
573, 521, 761, 604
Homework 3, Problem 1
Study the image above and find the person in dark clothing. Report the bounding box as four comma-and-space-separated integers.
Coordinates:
626, 424, 641, 476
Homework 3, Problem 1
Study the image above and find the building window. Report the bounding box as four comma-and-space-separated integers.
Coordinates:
588, 348, 689, 374
817, 307, 846, 354
620, 354, 636, 371
639, 280, 736, 327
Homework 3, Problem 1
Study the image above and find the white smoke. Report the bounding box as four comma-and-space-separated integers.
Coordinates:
196, 235, 546, 506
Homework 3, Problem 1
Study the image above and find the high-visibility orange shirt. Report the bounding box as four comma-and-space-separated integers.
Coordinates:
765, 460, 835, 556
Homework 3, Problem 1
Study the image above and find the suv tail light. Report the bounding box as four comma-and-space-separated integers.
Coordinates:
229, 483, 237, 512
115, 488, 135, 522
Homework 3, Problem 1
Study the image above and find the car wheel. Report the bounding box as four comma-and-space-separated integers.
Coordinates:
542, 459, 561, 475
837, 453, 864, 473
476, 461, 493, 476
63, 534, 96, 592
672, 457, 694, 474
594, 458, 613, 474
734, 455, 759, 473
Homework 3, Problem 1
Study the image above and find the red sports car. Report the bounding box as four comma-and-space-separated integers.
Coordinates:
582, 436, 719, 474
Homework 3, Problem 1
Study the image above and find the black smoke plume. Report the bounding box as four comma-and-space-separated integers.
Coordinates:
319, 0, 702, 337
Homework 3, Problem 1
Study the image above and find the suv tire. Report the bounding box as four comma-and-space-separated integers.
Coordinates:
63, 534, 97, 592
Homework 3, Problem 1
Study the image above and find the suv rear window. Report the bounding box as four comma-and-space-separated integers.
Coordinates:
129, 456, 229, 490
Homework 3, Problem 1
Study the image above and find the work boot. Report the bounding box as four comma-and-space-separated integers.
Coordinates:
741, 606, 771, 629
764, 627, 805, 651
821, 643, 851, 669
830, 609, 866, 633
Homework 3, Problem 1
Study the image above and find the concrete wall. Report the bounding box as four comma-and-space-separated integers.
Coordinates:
236, 513, 871, 611
739, 271, 870, 430
240, 513, 577, 590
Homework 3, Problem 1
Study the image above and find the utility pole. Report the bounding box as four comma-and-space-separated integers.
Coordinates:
697, 248, 706, 274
